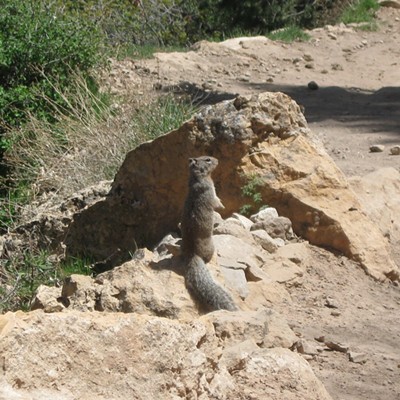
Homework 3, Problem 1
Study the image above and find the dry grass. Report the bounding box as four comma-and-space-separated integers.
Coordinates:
0, 68, 196, 312
2, 70, 196, 227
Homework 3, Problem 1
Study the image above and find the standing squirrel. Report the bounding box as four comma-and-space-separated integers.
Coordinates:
181, 156, 237, 312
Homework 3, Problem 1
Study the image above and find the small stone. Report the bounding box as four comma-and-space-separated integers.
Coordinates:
349, 352, 368, 364
389, 145, 400, 155
328, 32, 337, 40
325, 297, 339, 308
238, 76, 250, 82
331, 63, 343, 71
370, 145, 385, 153
266, 77, 274, 83
308, 81, 319, 90
295, 340, 320, 355
251, 230, 279, 253
250, 208, 279, 223
303, 54, 313, 62
325, 341, 349, 353
31, 285, 65, 313
321, 69, 328, 74
330, 311, 341, 317
305, 63, 314, 69
231, 213, 254, 230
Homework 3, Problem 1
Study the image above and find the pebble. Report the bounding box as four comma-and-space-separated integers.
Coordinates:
328, 32, 337, 40
303, 53, 313, 62
370, 145, 385, 153
331, 63, 343, 71
305, 63, 314, 69
308, 81, 319, 90
349, 352, 368, 364
325, 297, 339, 308
325, 341, 349, 353
389, 145, 400, 155
295, 340, 320, 356
202, 82, 213, 90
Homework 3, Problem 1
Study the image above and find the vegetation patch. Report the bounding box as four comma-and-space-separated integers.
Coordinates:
0, 250, 92, 313
340, 0, 380, 24
240, 174, 265, 216
268, 26, 311, 42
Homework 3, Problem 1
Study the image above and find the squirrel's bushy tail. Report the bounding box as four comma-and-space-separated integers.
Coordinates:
185, 255, 237, 312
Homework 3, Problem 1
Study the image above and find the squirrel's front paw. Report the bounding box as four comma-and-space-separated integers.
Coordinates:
216, 199, 225, 209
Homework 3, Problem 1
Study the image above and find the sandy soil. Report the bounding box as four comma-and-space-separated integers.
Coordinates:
107, 7, 400, 400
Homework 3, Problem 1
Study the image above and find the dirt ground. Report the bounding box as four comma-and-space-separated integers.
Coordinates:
106, 7, 400, 400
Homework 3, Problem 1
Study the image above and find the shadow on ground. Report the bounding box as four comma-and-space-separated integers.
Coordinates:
165, 81, 400, 138
251, 83, 400, 136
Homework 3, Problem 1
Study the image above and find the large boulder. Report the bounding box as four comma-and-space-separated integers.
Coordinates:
349, 167, 400, 276
64, 92, 398, 281
0, 310, 332, 400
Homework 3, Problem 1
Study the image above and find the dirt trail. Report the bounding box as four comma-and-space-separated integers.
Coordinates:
106, 7, 400, 400
109, 7, 400, 177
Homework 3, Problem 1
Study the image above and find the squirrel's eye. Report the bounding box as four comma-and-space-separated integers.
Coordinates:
206, 158, 211, 162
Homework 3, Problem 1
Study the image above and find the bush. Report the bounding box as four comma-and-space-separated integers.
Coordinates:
340, 0, 379, 24
0, 0, 105, 142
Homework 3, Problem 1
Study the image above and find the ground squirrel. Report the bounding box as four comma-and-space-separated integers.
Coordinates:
181, 156, 237, 312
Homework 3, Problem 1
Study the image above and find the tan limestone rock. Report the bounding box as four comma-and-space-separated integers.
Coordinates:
0, 310, 332, 400
30, 285, 65, 313
32, 252, 198, 319
349, 168, 400, 271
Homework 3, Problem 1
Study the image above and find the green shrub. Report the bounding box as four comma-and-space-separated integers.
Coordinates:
340, 0, 379, 24
240, 174, 264, 216
268, 26, 311, 42
0, 0, 105, 141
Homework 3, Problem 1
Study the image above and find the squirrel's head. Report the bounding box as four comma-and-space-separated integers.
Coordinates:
189, 156, 218, 178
